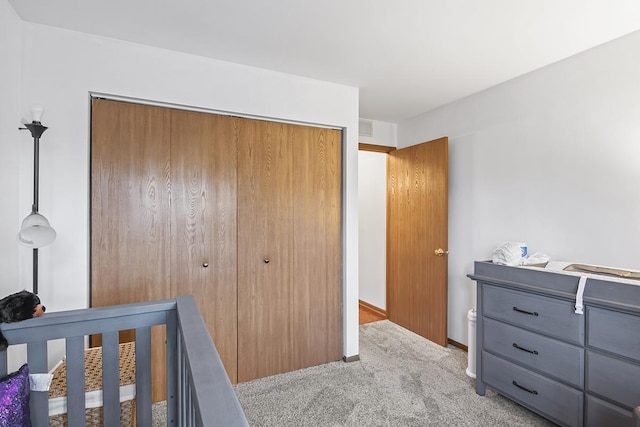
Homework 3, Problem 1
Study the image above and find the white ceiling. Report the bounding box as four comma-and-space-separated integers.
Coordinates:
9, 0, 640, 123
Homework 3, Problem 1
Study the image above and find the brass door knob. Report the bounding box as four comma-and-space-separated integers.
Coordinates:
434, 248, 449, 257
202, 262, 209, 268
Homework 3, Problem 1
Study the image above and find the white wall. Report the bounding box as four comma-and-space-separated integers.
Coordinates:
0, 0, 23, 296
399, 30, 640, 345
358, 151, 387, 309
8, 16, 360, 363
0, 0, 29, 371
359, 119, 397, 147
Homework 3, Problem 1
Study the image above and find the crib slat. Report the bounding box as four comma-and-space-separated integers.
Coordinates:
27, 341, 48, 426
178, 332, 186, 426
0, 350, 7, 378
135, 326, 152, 426
102, 332, 120, 426
166, 309, 178, 425
66, 336, 86, 426
184, 372, 191, 425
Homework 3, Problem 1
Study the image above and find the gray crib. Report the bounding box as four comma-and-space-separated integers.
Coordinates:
0, 295, 248, 426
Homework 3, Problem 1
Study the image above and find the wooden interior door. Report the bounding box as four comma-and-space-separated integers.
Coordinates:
387, 137, 448, 346
91, 99, 171, 400
170, 110, 239, 382
237, 120, 342, 382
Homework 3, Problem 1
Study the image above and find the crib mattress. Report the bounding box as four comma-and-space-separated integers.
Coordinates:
48, 341, 136, 419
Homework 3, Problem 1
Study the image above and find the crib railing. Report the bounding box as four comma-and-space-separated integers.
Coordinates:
0, 295, 248, 426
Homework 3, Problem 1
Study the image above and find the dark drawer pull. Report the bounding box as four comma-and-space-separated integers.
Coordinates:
512, 306, 539, 316
512, 380, 538, 395
512, 343, 539, 355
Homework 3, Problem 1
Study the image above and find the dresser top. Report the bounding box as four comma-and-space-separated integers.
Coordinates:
468, 261, 640, 314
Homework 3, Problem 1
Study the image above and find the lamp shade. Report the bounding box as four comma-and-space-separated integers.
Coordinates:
18, 212, 56, 248
30, 105, 44, 123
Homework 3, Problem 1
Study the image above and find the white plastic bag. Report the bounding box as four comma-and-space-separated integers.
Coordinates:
492, 242, 524, 266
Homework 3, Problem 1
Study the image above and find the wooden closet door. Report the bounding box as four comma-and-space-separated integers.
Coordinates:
91, 99, 171, 401
91, 99, 172, 306
291, 125, 342, 368
170, 110, 238, 382
237, 119, 295, 382
237, 119, 342, 382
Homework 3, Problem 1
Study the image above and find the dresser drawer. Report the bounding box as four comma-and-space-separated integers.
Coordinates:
586, 395, 632, 427
483, 317, 584, 387
587, 351, 640, 409
482, 351, 583, 427
588, 307, 640, 362
482, 284, 583, 344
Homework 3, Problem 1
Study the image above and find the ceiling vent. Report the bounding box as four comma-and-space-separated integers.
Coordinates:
359, 119, 374, 137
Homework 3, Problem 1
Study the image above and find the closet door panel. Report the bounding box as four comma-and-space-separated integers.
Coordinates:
170, 110, 238, 382
238, 120, 342, 382
91, 99, 171, 401
91, 99, 172, 305
237, 119, 295, 382
291, 126, 342, 367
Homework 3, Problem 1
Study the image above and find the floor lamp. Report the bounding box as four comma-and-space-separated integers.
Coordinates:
18, 106, 56, 295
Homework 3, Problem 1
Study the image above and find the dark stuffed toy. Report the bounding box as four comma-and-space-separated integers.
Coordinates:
0, 290, 45, 351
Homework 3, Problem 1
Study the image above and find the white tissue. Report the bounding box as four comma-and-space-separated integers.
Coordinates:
29, 373, 53, 391
523, 252, 550, 265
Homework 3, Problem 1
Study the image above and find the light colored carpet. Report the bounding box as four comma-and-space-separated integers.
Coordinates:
233, 320, 555, 426
152, 401, 167, 426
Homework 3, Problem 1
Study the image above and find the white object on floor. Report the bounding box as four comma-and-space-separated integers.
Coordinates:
466, 308, 477, 378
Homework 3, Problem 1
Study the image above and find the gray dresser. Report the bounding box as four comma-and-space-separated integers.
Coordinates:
468, 261, 640, 427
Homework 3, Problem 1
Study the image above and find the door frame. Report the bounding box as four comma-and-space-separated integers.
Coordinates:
357, 143, 395, 317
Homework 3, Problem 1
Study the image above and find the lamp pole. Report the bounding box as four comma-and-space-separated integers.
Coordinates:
21, 121, 48, 295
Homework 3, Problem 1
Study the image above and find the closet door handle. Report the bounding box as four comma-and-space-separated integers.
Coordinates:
512, 343, 538, 355
264, 258, 270, 264
202, 262, 209, 268
512, 306, 538, 316
512, 380, 538, 395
